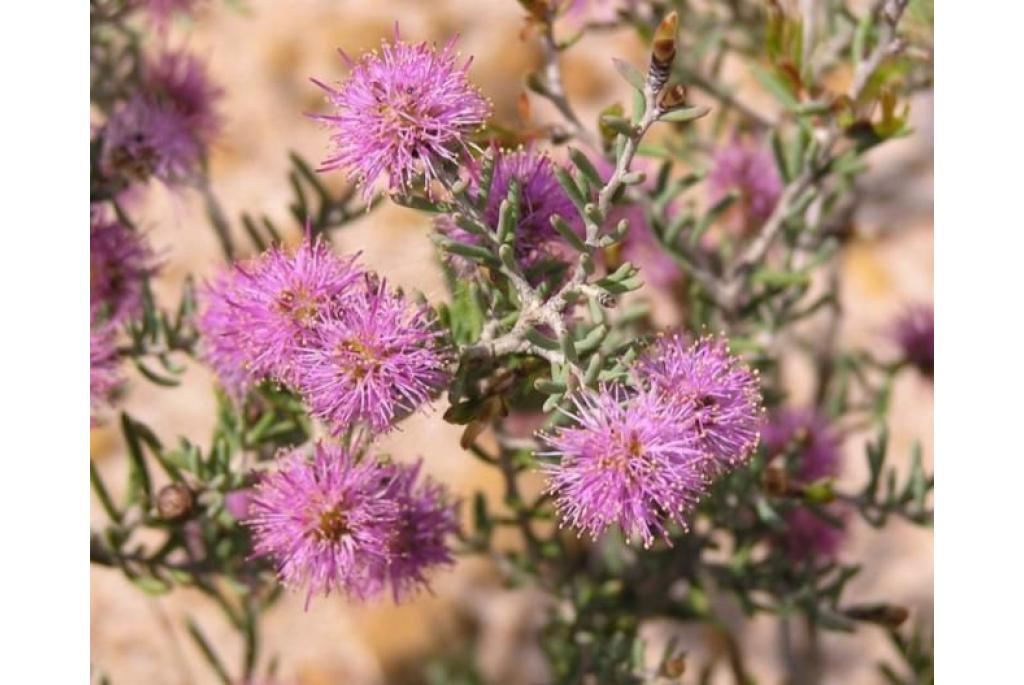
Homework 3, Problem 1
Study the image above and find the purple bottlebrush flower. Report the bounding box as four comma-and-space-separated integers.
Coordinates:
437, 148, 581, 275
195, 267, 260, 395
142, 0, 204, 33
541, 386, 708, 547
196, 239, 363, 391
763, 408, 846, 560
101, 95, 201, 184
101, 51, 221, 185
142, 51, 222, 146
376, 460, 459, 601
90, 217, 156, 324
313, 30, 491, 198
707, 137, 782, 234
225, 488, 255, 521
892, 304, 934, 377
90, 321, 123, 423
246, 443, 401, 604
638, 334, 764, 472
761, 408, 842, 483
295, 275, 451, 435
778, 506, 847, 562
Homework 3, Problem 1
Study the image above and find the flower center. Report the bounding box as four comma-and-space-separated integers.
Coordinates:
315, 505, 350, 543
275, 287, 319, 326
599, 430, 646, 478
335, 338, 383, 380
108, 134, 159, 181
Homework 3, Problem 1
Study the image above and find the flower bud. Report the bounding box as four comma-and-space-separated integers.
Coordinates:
649, 11, 679, 91
762, 465, 792, 496
224, 488, 253, 521
658, 83, 688, 110
843, 603, 909, 628
156, 483, 194, 521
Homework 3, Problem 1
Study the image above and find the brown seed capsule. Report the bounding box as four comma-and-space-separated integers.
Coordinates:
156, 483, 194, 521
662, 655, 686, 678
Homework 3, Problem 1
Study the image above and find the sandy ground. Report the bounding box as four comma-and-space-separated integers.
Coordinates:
91, 2, 932, 683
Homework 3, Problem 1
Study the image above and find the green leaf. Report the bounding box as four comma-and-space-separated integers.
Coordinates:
611, 57, 645, 93
554, 168, 588, 214
443, 400, 479, 425
473, 493, 491, 538
134, 359, 181, 387
121, 413, 153, 508
446, 282, 485, 345
433, 236, 500, 267
597, 102, 626, 144
755, 497, 785, 529
692, 191, 738, 246
497, 180, 521, 244
525, 328, 560, 351
658, 105, 711, 123
132, 576, 172, 596
90, 461, 122, 524
187, 619, 233, 685
534, 378, 567, 395
853, 10, 873, 63
751, 267, 811, 288
771, 130, 792, 183
750, 64, 799, 110
551, 214, 587, 251
574, 324, 608, 355
814, 607, 857, 632
599, 115, 636, 137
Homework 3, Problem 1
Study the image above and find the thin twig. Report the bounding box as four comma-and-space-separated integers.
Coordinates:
536, 12, 598, 147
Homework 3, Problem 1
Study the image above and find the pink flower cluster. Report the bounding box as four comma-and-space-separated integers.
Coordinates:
707, 137, 782, 234
762, 408, 848, 560
197, 238, 451, 435
542, 335, 763, 547
247, 443, 458, 605
101, 50, 222, 186
89, 210, 159, 422
314, 31, 490, 198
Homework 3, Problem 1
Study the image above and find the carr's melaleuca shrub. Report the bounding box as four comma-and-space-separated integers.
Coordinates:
90, 3, 934, 682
